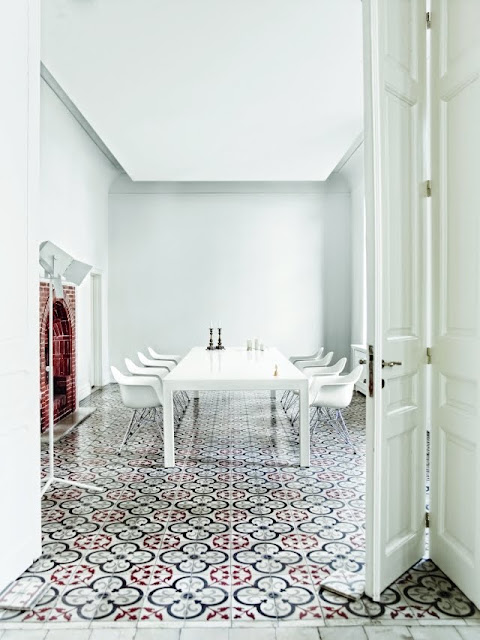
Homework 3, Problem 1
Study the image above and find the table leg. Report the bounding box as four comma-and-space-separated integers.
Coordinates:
270, 390, 276, 401
163, 386, 175, 467
193, 391, 200, 400
299, 384, 310, 467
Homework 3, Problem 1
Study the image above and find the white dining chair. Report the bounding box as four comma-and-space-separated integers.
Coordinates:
282, 352, 336, 409
296, 351, 334, 371
302, 357, 346, 378
111, 365, 165, 452
138, 351, 175, 371
283, 358, 347, 412
125, 358, 186, 416
310, 365, 363, 453
125, 357, 169, 379
147, 347, 182, 365
281, 350, 331, 406
146, 348, 188, 404
289, 347, 324, 365
137, 352, 189, 411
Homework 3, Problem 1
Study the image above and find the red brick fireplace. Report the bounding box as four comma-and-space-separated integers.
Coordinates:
40, 282, 77, 432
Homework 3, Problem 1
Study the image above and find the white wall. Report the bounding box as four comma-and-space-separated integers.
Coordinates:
40, 80, 118, 400
337, 140, 366, 348
108, 178, 352, 371
0, 0, 42, 590
323, 201, 353, 362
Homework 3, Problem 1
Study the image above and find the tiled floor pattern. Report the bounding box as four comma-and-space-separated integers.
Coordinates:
0, 387, 478, 632
1, 623, 480, 639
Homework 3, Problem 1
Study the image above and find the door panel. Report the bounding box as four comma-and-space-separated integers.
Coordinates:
430, 0, 480, 608
0, 0, 41, 590
364, 0, 426, 599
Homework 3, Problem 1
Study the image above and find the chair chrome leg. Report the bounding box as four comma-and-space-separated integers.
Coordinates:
310, 407, 323, 438
177, 392, 184, 411
180, 391, 189, 412
173, 394, 180, 413
337, 409, 357, 454
285, 393, 296, 411
282, 391, 291, 408
291, 406, 300, 424
173, 395, 182, 414
176, 392, 186, 412
119, 410, 137, 453
172, 396, 182, 426
155, 407, 164, 442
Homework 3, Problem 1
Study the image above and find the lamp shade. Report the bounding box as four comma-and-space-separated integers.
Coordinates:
39, 241, 92, 286
63, 260, 92, 286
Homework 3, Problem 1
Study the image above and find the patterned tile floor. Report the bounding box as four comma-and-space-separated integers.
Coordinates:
0, 625, 478, 640
0, 386, 478, 630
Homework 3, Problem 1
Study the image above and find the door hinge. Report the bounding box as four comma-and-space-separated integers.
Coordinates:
426, 347, 432, 365
425, 511, 430, 528
426, 11, 431, 29
426, 179, 432, 197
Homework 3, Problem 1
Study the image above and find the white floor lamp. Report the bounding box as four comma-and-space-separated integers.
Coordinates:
39, 241, 101, 496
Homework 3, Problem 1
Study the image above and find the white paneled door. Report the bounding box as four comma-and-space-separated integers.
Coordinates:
430, 1, 480, 609
0, 0, 41, 590
363, 0, 427, 600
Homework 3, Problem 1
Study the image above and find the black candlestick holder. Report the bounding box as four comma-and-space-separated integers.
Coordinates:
216, 327, 225, 350
206, 328, 215, 350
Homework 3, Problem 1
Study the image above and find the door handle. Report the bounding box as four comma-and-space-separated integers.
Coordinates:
359, 358, 367, 365
382, 360, 402, 368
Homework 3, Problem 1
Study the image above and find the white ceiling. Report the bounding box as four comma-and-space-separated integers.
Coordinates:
42, 0, 363, 181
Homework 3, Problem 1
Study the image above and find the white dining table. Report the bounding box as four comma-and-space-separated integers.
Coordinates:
162, 346, 310, 467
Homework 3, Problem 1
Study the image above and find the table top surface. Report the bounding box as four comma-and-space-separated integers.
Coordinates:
164, 346, 306, 383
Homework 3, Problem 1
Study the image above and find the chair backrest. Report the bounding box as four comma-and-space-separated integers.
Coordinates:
304, 357, 347, 379
317, 351, 334, 366
138, 351, 174, 370
111, 365, 163, 408
124, 358, 144, 375
289, 347, 323, 364
297, 351, 334, 371
290, 347, 324, 364
125, 358, 168, 379
338, 365, 363, 385
148, 347, 180, 364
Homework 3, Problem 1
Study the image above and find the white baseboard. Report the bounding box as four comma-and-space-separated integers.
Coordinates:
0, 537, 42, 593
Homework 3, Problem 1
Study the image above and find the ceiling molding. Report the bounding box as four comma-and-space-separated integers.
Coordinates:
109, 175, 350, 195
40, 62, 125, 173
332, 132, 364, 174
